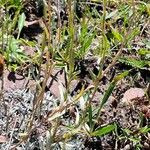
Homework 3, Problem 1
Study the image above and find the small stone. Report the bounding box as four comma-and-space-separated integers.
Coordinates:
0, 135, 8, 143
123, 144, 130, 150
122, 88, 145, 105
144, 142, 149, 149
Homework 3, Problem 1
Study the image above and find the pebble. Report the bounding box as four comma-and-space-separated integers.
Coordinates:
144, 142, 149, 149
123, 144, 130, 150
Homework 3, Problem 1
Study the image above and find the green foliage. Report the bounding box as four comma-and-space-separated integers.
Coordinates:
94, 71, 129, 123
0, 0, 22, 10
77, 24, 96, 58
119, 57, 150, 69
116, 126, 150, 150
4, 36, 29, 66
0, 0, 28, 71
111, 28, 123, 42
91, 123, 116, 137
17, 13, 26, 39
138, 48, 150, 60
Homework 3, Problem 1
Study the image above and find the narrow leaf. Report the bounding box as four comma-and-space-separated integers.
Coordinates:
91, 124, 116, 136
17, 13, 26, 39
99, 82, 116, 111
97, 71, 129, 117
88, 104, 93, 128
119, 57, 149, 69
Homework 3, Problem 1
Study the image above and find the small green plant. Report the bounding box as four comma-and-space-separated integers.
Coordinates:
115, 125, 150, 150
0, 0, 26, 60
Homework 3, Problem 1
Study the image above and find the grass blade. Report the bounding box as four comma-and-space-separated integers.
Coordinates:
96, 71, 129, 119
17, 13, 26, 39
91, 123, 116, 137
